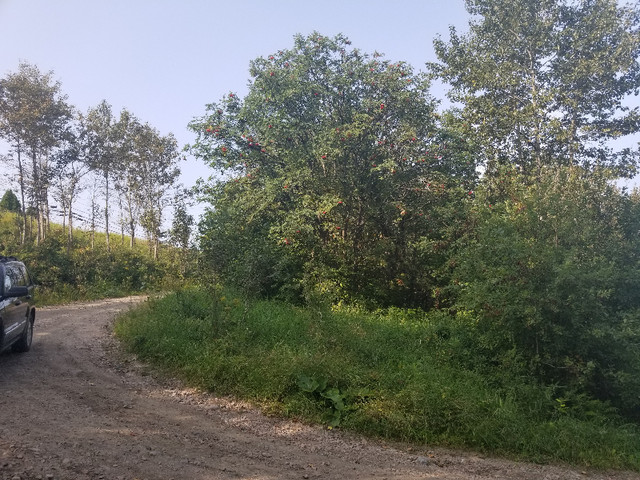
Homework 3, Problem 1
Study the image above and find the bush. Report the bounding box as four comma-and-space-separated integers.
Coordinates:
6, 228, 186, 303
451, 166, 640, 419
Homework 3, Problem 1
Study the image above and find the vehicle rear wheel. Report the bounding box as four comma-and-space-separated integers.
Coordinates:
13, 316, 33, 353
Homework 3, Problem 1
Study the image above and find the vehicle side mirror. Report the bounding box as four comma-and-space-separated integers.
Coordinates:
6, 286, 29, 297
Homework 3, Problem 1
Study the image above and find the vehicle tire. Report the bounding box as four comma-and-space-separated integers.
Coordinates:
12, 316, 33, 353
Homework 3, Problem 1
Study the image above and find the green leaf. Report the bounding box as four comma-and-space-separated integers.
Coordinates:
320, 387, 345, 410
296, 374, 319, 393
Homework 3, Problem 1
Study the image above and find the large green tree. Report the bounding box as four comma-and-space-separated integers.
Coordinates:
430, 0, 640, 179
85, 100, 119, 252
112, 108, 141, 248
135, 125, 181, 260
189, 33, 475, 307
169, 192, 194, 251
0, 62, 72, 243
113, 111, 181, 256
51, 111, 92, 250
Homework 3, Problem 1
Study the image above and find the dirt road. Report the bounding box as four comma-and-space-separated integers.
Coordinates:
0, 297, 637, 480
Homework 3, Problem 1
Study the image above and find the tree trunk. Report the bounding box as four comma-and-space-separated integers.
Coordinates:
61, 197, 67, 232
67, 193, 74, 253
129, 218, 136, 248
126, 194, 136, 248
118, 197, 125, 245
90, 214, 95, 250
90, 188, 96, 250
42, 152, 51, 238
104, 170, 110, 252
15, 143, 28, 245
31, 147, 42, 245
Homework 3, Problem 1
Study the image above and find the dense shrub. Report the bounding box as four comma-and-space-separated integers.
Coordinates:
451, 166, 640, 419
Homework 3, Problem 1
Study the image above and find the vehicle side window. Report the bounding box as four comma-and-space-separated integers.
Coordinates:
4, 272, 11, 292
6, 264, 26, 288
22, 265, 32, 286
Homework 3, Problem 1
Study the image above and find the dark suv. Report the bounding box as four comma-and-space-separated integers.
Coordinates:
0, 256, 36, 353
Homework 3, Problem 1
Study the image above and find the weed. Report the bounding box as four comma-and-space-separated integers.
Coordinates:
296, 374, 345, 427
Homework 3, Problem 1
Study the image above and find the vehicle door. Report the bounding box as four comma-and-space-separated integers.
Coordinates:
2, 263, 29, 344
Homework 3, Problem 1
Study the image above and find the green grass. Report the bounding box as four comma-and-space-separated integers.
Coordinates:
114, 287, 640, 471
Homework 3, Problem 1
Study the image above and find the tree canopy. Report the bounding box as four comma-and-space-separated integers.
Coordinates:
0, 61, 73, 243
188, 33, 475, 306
0, 66, 183, 253
430, 0, 640, 179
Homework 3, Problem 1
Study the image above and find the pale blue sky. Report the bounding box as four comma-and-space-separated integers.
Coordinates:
1, 0, 638, 223
0, 0, 469, 204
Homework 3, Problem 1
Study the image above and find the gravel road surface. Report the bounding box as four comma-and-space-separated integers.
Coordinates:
0, 297, 637, 480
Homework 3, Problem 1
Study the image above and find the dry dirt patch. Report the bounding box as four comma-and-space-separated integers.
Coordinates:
0, 297, 637, 480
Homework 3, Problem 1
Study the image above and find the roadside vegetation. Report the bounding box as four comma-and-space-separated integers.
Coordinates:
115, 288, 640, 469
0, 208, 195, 304
4, 0, 640, 471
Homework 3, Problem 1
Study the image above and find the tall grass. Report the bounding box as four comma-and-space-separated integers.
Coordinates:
115, 287, 640, 470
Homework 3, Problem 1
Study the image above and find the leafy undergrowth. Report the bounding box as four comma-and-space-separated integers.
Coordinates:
114, 287, 640, 471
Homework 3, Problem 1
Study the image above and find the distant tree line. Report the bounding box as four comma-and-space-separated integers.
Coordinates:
0, 62, 186, 258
